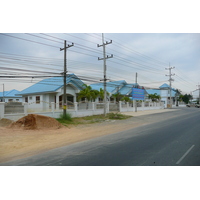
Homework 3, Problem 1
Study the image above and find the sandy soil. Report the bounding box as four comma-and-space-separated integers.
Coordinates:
0, 109, 177, 163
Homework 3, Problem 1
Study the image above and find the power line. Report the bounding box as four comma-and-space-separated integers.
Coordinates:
25, 33, 63, 44
0, 33, 60, 49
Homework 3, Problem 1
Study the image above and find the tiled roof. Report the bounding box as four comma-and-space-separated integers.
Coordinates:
17, 74, 85, 95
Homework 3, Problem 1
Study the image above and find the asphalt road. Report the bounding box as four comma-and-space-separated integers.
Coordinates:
1, 107, 200, 166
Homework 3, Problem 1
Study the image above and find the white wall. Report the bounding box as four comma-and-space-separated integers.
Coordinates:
1, 97, 22, 103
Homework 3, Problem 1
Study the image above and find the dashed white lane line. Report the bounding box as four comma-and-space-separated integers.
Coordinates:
176, 145, 195, 165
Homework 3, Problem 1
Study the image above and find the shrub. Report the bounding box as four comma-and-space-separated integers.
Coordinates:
107, 112, 125, 119
59, 112, 72, 121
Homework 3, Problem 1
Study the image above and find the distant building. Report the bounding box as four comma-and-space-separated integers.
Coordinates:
192, 89, 199, 100
146, 83, 178, 108
90, 80, 147, 102
0, 89, 22, 102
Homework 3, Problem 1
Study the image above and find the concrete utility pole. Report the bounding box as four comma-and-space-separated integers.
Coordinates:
135, 72, 138, 112
60, 40, 74, 117
165, 64, 175, 108
97, 33, 113, 116
197, 83, 200, 104
2, 84, 5, 102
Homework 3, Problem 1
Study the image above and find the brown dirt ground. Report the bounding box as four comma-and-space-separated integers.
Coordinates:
0, 110, 176, 163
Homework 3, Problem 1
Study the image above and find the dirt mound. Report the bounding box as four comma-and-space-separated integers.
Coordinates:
9, 114, 63, 130
0, 118, 13, 127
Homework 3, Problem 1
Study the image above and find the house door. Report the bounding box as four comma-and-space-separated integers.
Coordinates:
54, 96, 56, 108
59, 95, 62, 108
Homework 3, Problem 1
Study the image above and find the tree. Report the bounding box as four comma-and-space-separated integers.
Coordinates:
182, 94, 193, 104
178, 94, 184, 102
77, 85, 109, 109
148, 93, 161, 102
98, 88, 109, 101
77, 84, 93, 109
90, 89, 99, 102
111, 93, 123, 103
121, 96, 131, 103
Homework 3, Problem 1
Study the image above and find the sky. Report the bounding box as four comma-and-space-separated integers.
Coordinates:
0, 32, 199, 95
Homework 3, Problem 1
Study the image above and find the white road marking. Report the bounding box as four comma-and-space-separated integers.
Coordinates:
176, 145, 195, 165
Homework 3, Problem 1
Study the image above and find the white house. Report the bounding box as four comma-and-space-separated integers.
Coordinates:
146, 83, 178, 108
192, 89, 200, 101
0, 89, 22, 102
17, 74, 85, 111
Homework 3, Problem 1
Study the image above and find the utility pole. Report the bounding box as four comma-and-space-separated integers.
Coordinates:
135, 72, 138, 112
197, 83, 200, 104
165, 64, 175, 108
97, 33, 113, 116
60, 40, 74, 117
3, 84, 4, 102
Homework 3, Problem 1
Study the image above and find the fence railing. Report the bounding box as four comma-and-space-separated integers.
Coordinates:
1, 101, 165, 121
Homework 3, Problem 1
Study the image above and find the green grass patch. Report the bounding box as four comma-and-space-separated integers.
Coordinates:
56, 112, 132, 127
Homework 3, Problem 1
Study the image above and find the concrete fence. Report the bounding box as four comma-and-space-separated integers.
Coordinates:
119, 101, 165, 112
0, 101, 165, 121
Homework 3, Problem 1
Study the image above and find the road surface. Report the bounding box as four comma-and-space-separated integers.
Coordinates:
1, 107, 200, 166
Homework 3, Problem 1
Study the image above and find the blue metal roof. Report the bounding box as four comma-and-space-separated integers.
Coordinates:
146, 89, 177, 97
146, 89, 161, 95
90, 83, 115, 94
90, 81, 139, 95
17, 74, 85, 95
0, 89, 22, 97
90, 81, 128, 94
159, 83, 170, 88
118, 84, 137, 95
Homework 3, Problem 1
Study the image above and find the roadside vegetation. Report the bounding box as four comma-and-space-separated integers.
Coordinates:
56, 112, 132, 127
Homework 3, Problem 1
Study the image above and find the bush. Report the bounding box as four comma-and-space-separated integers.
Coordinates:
59, 112, 72, 121
107, 112, 126, 120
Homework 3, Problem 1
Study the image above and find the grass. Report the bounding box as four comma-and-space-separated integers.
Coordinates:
56, 112, 132, 127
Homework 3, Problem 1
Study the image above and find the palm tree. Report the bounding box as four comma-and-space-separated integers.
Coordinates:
91, 89, 99, 102
111, 93, 123, 103
77, 85, 109, 109
121, 96, 131, 104
77, 84, 93, 109
99, 88, 109, 102
148, 93, 161, 102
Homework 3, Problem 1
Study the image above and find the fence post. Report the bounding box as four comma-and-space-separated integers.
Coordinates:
142, 101, 144, 111
74, 102, 78, 112
127, 102, 129, 111
107, 102, 109, 113
119, 101, 122, 112
23, 102, 28, 116
74, 102, 78, 117
51, 102, 55, 117
133, 101, 135, 112
0, 102, 5, 119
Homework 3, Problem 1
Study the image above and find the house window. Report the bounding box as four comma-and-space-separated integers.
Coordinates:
8, 99, 13, 102
36, 96, 40, 104
25, 97, 28, 103
16, 99, 19, 102
29, 96, 32, 100
99, 98, 103, 102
